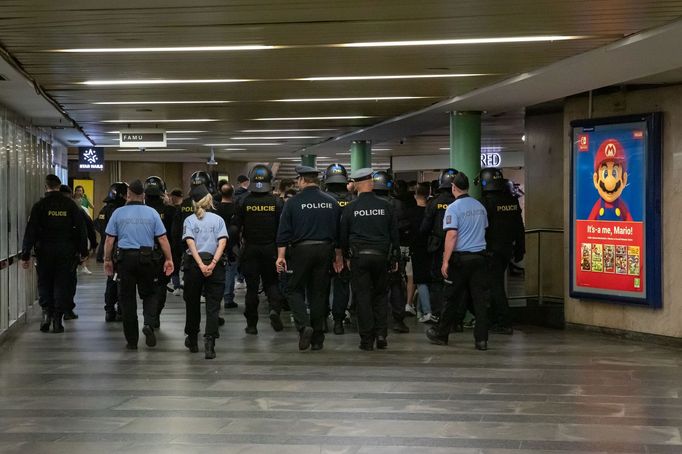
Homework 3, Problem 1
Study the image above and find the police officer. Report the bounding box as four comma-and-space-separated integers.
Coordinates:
426, 172, 490, 350
96, 182, 128, 321
144, 176, 176, 326
21, 175, 88, 333
420, 169, 458, 319
103, 179, 174, 350
276, 165, 343, 351
323, 163, 354, 335
372, 170, 410, 334
231, 164, 285, 334
340, 168, 400, 351
476, 168, 525, 335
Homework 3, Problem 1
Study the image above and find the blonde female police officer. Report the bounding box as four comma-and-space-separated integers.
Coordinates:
182, 184, 228, 359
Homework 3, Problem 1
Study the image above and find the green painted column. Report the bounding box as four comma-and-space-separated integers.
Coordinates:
450, 111, 482, 199
300, 154, 316, 167
350, 140, 372, 171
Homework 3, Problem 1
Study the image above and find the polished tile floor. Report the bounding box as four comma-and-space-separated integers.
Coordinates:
0, 269, 681, 453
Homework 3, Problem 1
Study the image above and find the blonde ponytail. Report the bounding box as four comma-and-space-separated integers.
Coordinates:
193, 194, 214, 220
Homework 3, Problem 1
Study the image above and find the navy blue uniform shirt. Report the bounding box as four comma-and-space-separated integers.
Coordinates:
276, 186, 341, 247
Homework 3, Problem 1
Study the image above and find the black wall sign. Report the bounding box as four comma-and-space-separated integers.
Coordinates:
78, 147, 105, 172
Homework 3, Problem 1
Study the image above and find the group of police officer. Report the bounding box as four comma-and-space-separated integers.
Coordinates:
21, 161, 524, 353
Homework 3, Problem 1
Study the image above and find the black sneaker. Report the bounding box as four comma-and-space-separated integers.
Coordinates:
142, 325, 156, 347
269, 311, 284, 332
425, 327, 448, 346
392, 319, 410, 333
376, 336, 388, 350
475, 341, 488, 351
224, 302, 238, 309
311, 342, 324, 351
298, 327, 313, 351
185, 335, 199, 353
63, 310, 79, 320
40, 311, 52, 332
105, 311, 117, 323
204, 336, 216, 360
333, 320, 345, 335
244, 325, 258, 335
359, 342, 374, 351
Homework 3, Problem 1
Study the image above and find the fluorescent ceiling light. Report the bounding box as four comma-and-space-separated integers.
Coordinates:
277, 157, 300, 160
336, 152, 351, 155
116, 148, 186, 151
241, 129, 336, 132
81, 79, 249, 86
337, 35, 586, 48
102, 119, 219, 123
166, 138, 198, 141
205, 143, 280, 146
298, 74, 489, 81
55, 45, 278, 53
253, 116, 371, 121
222, 148, 247, 151
106, 130, 206, 134
439, 147, 450, 150
373, 148, 392, 151
230, 136, 320, 140
94, 101, 230, 105
272, 96, 429, 102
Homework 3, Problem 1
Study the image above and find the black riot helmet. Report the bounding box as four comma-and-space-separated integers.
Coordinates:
144, 175, 166, 196
190, 171, 215, 194
109, 182, 129, 202
438, 168, 459, 190
475, 167, 506, 192
371, 170, 393, 192
324, 163, 348, 185
247, 164, 273, 194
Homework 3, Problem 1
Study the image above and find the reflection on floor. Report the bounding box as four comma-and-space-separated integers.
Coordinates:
0, 269, 680, 454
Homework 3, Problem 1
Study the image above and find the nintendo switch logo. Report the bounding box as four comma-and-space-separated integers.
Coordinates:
577, 134, 589, 152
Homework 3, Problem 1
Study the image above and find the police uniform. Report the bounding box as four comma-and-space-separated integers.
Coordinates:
427, 182, 491, 350
144, 177, 176, 326
276, 166, 341, 350
372, 171, 411, 333
323, 164, 354, 334
478, 169, 525, 333
232, 165, 285, 334
105, 180, 168, 349
340, 168, 401, 350
21, 179, 89, 333
96, 183, 128, 321
420, 172, 457, 316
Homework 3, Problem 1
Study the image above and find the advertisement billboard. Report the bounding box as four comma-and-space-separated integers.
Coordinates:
569, 113, 662, 307
78, 147, 104, 172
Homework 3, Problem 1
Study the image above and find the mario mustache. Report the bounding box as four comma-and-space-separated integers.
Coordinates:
599, 180, 622, 195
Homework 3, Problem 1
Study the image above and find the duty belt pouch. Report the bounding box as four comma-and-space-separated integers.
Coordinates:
198, 251, 215, 266
139, 246, 153, 265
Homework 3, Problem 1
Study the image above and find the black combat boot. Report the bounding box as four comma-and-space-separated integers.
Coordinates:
269, 310, 283, 332
185, 334, 199, 353
204, 336, 216, 359
52, 313, 65, 333
40, 310, 52, 332
333, 320, 345, 335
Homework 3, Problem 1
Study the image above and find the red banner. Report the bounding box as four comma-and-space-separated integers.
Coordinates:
575, 220, 644, 293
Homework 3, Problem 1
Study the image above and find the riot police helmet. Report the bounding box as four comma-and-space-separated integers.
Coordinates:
324, 163, 348, 185
248, 164, 273, 193
190, 171, 215, 194
144, 175, 166, 196
438, 168, 459, 189
475, 167, 506, 192
371, 170, 393, 192
109, 182, 129, 202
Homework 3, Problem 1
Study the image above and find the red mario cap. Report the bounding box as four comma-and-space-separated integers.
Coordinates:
594, 139, 626, 171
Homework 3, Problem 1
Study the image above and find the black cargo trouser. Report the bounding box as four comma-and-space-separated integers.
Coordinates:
351, 253, 389, 343
388, 265, 406, 322
437, 252, 490, 342
154, 267, 170, 318
36, 247, 77, 316
286, 243, 333, 344
330, 268, 351, 321
104, 273, 119, 313
240, 242, 284, 326
489, 251, 512, 328
117, 250, 159, 345
68, 265, 78, 311
183, 257, 225, 339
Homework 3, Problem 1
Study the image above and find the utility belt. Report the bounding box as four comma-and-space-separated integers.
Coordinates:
347, 244, 389, 259
116, 246, 163, 266
182, 251, 227, 270
292, 239, 332, 247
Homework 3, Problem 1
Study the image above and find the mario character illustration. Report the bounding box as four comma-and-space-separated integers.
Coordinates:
588, 139, 633, 221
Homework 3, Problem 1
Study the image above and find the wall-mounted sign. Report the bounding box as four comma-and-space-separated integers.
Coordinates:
78, 147, 105, 172
119, 129, 166, 148
569, 113, 662, 307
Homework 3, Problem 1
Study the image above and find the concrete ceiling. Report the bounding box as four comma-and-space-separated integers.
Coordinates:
0, 1, 682, 161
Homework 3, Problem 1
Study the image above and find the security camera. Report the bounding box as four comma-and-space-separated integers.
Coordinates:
139, 147, 146, 152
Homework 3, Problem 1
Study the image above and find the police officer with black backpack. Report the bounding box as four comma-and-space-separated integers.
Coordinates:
21, 174, 89, 333
476, 168, 525, 335
231, 164, 285, 335
144, 176, 176, 326
323, 163, 354, 335
372, 170, 411, 334
420, 169, 458, 319
340, 168, 401, 351
276, 165, 343, 351
96, 182, 128, 322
